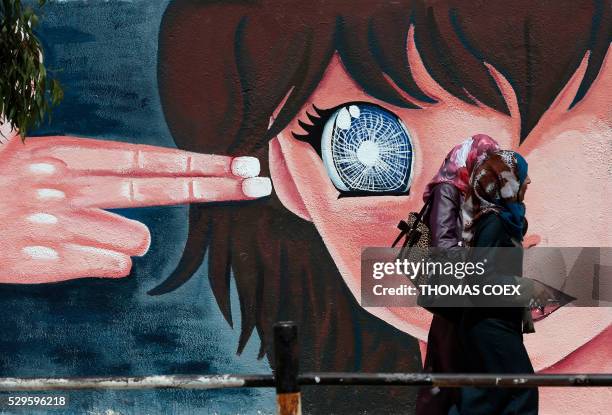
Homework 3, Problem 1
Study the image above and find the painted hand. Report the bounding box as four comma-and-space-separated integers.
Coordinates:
0, 133, 271, 283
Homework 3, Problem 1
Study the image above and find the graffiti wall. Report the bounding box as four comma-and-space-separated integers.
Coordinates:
0, 0, 610, 414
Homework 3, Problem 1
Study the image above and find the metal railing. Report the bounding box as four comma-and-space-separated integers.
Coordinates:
0, 322, 611, 414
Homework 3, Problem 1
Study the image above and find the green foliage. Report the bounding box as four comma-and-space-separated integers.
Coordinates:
0, 0, 62, 140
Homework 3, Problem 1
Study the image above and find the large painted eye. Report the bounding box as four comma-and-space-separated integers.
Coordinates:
321, 103, 414, 194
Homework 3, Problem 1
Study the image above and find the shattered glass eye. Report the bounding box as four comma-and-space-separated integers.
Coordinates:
321, 103, 414, 194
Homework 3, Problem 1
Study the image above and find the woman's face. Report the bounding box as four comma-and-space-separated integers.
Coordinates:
269, 29, 612, 371
519, 175, 531, 202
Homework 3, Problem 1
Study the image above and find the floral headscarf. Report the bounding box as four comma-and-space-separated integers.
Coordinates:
422, 134, 500, 201
462, 150, 529, 245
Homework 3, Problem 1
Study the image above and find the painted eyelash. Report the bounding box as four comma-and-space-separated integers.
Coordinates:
291, 104, 341, 156
292, 101, 394, 154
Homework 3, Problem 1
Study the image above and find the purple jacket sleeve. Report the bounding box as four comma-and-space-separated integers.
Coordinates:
426, 183, 462, 248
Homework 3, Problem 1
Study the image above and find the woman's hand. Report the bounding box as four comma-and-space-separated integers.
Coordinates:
0, 133, 271, 283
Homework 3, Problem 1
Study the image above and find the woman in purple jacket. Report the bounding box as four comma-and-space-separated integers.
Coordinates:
416, 134, 499, 415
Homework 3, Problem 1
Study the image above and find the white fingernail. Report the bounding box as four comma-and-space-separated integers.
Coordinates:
22, 246, 59, 260
29, 163, 56, 174
36, 188, 65, 200
27, 213, 58, 224
232, 156, 260, 178
242, 177, 272, 198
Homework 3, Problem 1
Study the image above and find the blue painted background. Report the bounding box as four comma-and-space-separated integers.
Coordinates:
0, 1, 274, 414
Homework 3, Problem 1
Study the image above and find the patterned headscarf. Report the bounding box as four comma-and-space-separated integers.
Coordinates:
462, 150, 529, 245
423, 134, 500, 201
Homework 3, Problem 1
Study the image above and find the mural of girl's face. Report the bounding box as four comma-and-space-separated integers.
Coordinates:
269, 27, 612, 383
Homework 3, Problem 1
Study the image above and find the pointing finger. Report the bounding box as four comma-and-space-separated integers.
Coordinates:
68, 176, 273, 208
26, 136, 260, 177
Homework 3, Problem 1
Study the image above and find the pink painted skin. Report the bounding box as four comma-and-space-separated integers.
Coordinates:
0, 132, 270, 283
270, 29, 612, 413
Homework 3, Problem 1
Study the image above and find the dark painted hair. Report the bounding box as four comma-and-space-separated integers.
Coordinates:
154, 1, 610, 412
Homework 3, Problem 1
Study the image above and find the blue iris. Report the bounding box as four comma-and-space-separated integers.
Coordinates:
321, 103, 414, 194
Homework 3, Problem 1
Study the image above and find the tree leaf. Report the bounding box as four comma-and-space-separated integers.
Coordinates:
1, 0, 62, 140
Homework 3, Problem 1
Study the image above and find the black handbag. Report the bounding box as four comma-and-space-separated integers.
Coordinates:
391, 199, 431, 270
391, 200, 462, 320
